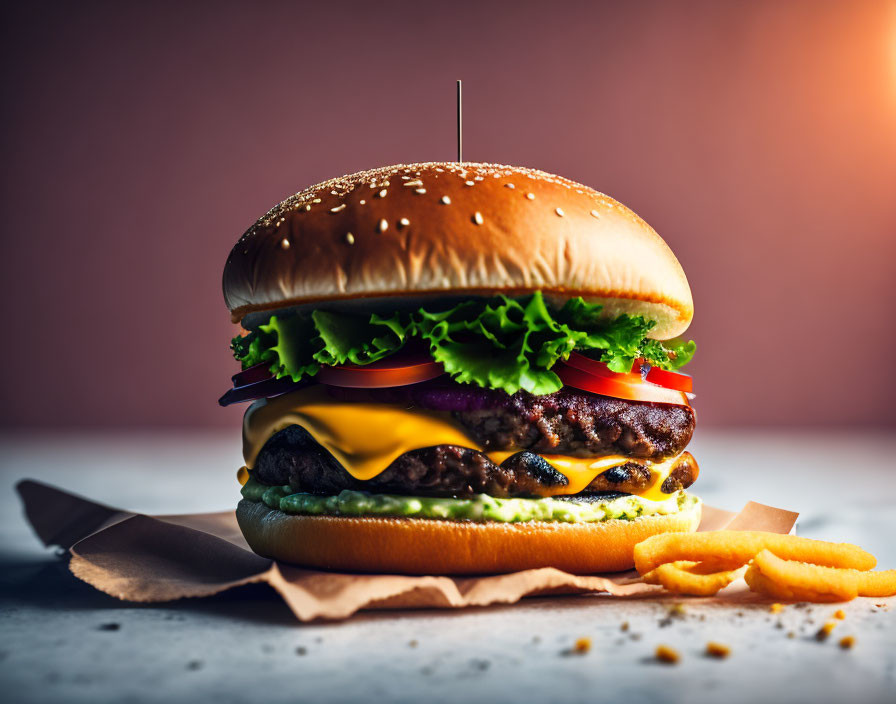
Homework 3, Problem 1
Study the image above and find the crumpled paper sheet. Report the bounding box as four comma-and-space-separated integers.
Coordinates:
16, 479, 798, 621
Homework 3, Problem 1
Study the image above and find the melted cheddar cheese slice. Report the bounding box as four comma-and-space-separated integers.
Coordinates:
243, 386, 682, 502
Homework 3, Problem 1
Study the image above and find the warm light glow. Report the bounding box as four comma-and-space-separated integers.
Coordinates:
892, 2, 896, 87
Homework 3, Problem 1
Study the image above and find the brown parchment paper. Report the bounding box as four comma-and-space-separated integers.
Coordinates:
16, 480, 798, 621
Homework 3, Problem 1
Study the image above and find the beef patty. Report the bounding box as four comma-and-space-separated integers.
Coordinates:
251, 425, 698, 499
332, 384, 696, 461
454, 390, 694, 459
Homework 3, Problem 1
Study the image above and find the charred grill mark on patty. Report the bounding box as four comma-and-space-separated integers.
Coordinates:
498, 451, 569, 489
596, 463, 652, 489
251, 425, 698, 499
660, 462, 698, 494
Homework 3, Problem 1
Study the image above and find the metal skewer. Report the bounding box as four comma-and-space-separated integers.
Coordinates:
457, 79, 462, 163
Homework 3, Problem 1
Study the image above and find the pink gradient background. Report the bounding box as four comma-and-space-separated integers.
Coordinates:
1, 0, 894, 429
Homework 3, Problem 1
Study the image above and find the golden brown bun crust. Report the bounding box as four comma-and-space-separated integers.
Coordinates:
236, 498, 701, 575
223, 162, 693, 339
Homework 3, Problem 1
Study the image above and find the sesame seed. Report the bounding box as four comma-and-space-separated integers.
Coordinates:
440, 196, 451, 204
526, 193, 535, 200
401, 175, 410, 180
404, 179, 423, 187
330, 190, 338, 195
465, 180, 475, 186
312, 198, 321, 203
330, 204, 347, 213
382, 180, 390, 186
473, 212, 484, 225
399, 218, 410, 227
378, 219, 388, 233
474, 176, 483, 181
555, 207, 565, 217
359, 199, 366, 205
505, 183, 515, 189
590, 209, 600, 218
345, 232, 355, 245
415, 188, 426, 194
305, 204, 312, 211
377, 189, 387, 198
280, 238, 290, 250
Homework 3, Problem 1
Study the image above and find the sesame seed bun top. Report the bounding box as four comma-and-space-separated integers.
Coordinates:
223, 162, 693, 338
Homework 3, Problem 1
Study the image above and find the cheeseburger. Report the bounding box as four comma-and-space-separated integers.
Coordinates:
221, 162, 699, 575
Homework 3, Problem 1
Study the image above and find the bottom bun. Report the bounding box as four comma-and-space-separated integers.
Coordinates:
236, 497, 702, 575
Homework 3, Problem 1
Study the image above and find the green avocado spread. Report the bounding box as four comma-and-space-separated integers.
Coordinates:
240, 477, 698, 524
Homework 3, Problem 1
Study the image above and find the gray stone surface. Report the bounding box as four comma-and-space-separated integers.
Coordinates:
1, 430, 894, 704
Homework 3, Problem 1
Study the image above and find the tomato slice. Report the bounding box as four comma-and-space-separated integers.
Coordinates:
317, 355, 444, 388
554, 361, 690, 406
645, 365, 693, 393
566, 352, 694, 394
564, 352, 643, 382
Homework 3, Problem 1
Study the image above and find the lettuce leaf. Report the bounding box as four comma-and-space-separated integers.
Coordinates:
258, 315, 320, 382
311, 310, 406, 366
641, 337, 696, 370
230, 292, 695, 395
230, 332, 270, 369
412, 294, 581, 395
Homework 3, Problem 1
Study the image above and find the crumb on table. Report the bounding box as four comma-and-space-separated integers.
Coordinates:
705, 642, 731, 659
573, 637, 591, 654
816, 622, 837, 641
655, 644, 680, 664
839, 636, 855, 650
